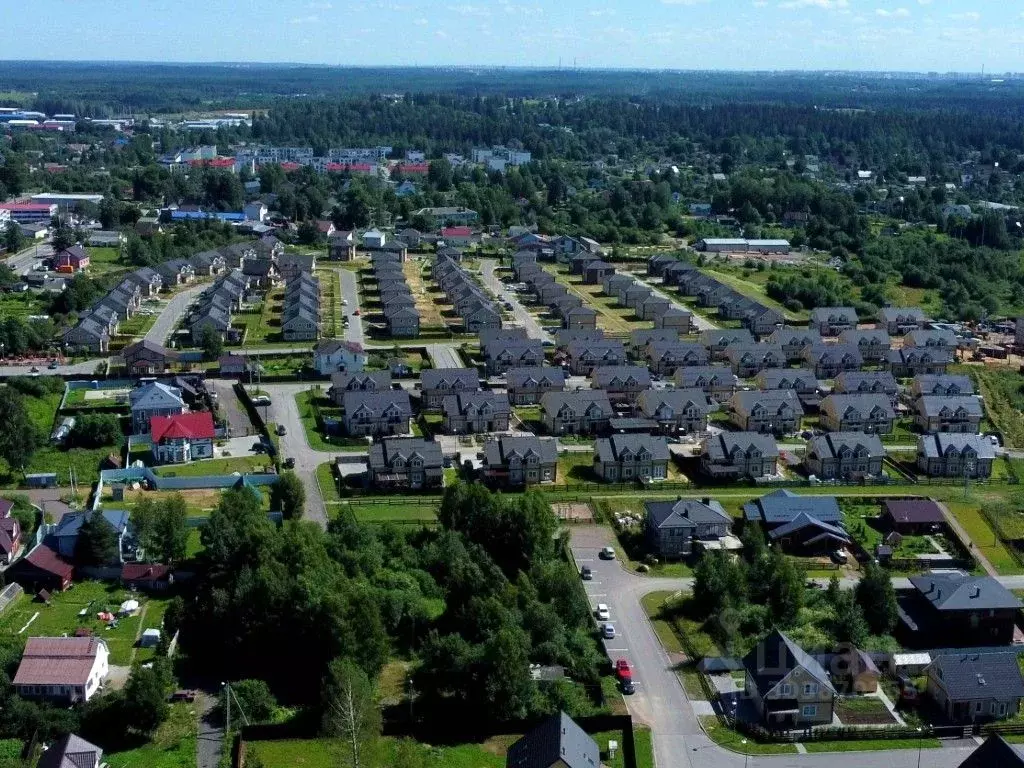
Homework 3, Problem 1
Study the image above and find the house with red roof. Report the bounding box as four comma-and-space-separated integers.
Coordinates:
0, 499, 21, 565
6, 543, 74, 592
440, 226, 479, 247
398, 162, 429, 175
13, 636, 110, 703
54, 245, 90, 274
121, 563, 174, 591
150, 412, 216, 464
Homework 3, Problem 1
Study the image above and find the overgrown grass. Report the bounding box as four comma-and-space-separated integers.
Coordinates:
968, 366, 1024, 450
153, 455, 274, 477
699, 717, 799, 755
249, 737, 506, 768
105, 703, 198, 768
316, 462, 344, 504
945, 501, 1020, 574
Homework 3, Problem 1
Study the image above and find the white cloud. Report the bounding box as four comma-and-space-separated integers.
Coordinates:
289, 14, 318, 24
950, 11, 981, 21
413, 17, 428, 25
661, 0, 709, 5
753, 0, 768, 5
778, 0, 847, 10
447, 4, 485, 15
876, 7, 910, 17
589, 8, 616, 16
305, 1, 332, 9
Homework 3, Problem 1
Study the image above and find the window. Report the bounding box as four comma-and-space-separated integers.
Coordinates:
975, 701, 984, 714
779, 684, 792, 696
802, 705, 817, 717
803, 683, 818, 695
1000, 703, 1007, 716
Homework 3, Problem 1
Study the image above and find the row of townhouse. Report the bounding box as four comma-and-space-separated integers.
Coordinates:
280, 272, 320, 342
189, 270, 246, 345
482, 328, 546, 375
512, 256, 599, 330
432, 254, 502, 332
369, 253, 420, 337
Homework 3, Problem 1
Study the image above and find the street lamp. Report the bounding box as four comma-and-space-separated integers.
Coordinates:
741, 738, 749, 768
916, 726, 924, 768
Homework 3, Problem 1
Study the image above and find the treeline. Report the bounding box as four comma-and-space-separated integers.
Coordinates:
180, 483, 606, 730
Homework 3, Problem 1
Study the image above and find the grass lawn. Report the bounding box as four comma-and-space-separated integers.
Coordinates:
0, 582, 170, 666
249, 737, 506, 768
63, 386, 132, 408
347, 500, 439, 524
0, 291, 50, 319
967, 366, 1024, 450
105, 702, 198, 768
640, 591, 685, 654
316, 462, 344, 504
802, 737, 941, 753
153, 455, 274, 477
294, 390, 371, 452
0, 738, 25, 767
186, 528, 204, 558
556, 452, 598, 485
698, 717, 799, 755
704, 267, 805, 322
944, 501, 1020, 574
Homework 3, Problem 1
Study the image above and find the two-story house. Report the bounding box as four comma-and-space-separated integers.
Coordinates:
150, 412, 216, 464
635, 388, 714, 434
809, 306, 858, 336
441, 392, 511, 434
566, 340, 626, 376
833, 371, 900, 405
838, 328, 891, 363
729, 390, 803, 435
420, 368, 480, 409
593, 433, 670, 483
674, 366, 739, 401
914, 396, 984, 433
654, 306, 694, 332
926, 653, 1024, 724
905, 572, 1022, 647
768, 328, 822, 362
129, 381, 185, 434
889, 347, 955, 378
328, 371, 393, 406
699, 329, 755, 360
904, 328, 959, 350
801, 343, 864, 379
911, 374, 975, 399
805, 432, 885, 480
645, 341, 711, 375
754, 368, 820, 407
877, 306, 928, 335
726, 344, 787, 377
313, 340, 368, 376
484, 340, 545, 375
367, 437, 443, 490
590, 366, 652, 403
342, 390, 413, 437
630, 328, 680, 354
700, 432, 779, 479
916, 434, 995, 479
819, 394, 896, 434
482, 435, 558, 488
14, 637, 110, 704
505, 367, 565, 405
540, 391, 613, 435
644, 498, 732, 558
743, 629, 837, 728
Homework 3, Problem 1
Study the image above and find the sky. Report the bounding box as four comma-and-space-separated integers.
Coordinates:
1, 0, 1023, 72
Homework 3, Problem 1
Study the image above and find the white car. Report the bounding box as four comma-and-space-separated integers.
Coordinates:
595, 603, 610, 621
599, 546, 616, 560
341, 299, 348, 305
601, 623, 616, 639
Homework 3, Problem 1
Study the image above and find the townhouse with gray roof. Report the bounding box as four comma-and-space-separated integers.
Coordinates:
801, 343, 864, 379
630, 328, 679, 353
482, 435, 558, 488
420, 368, 479, 409
644, 498, 732, 558
647, 253, 681, 277
674, 365, 739, 400
754, 368, 820, 406
540, 391, 613, 435
589, 366, 652, 403
911, 374, 975, 399
441, 392, 511, 434
594, 433, 670, 483
638, 294, 671, 321
505, 367, 565, 405
726, 344, 787, 377
768, 328, 822, 362
635, 388, 715, 434
838, 328, 891, 362
917, 434, 995, 478
904, 328, 959, 349
907, 571, 1021, 648
729, 390, 803, 434
805, 432, 885, 479
699, 328, 755, 360
602, 272, 634, 298
484, 339, 545, 375
622, 283, 653, 311
809, 306, 858, 336
833, 371, 899, 405
654, 306, 693, 332
564, 306, 598, 330
820, 393, 896, 434
739, 302, 785, 337
888, 346, 954, 377
877, 306, 928, 335
645, 340, 711, 375
328, 371, 392, 405
701, 432, 779, 479
565, 340, 626, 375
342, 390, 412, 437
367, 437, 443, 490
914, 395, 984, 433
556, 328, 605, 348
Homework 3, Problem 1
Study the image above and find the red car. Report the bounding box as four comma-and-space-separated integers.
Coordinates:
614, 658, 632, 682
353, 309, 361, 316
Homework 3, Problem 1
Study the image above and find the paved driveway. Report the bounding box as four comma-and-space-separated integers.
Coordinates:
209, 380, 256, 438
568, 526, 978, 768
479, 259, 553, 343
337, 268, 366, 345
144, 283, 207, 344
425, 344, 465, 369
631, 273, 719, 331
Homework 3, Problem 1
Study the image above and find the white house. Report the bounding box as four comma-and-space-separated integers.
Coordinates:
313, 340, 369, 375
243, 201, 268, 222
14, 637, 110, 703
363, 229, 386, 249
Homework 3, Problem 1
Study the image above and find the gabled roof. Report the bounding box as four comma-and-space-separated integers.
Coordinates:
368, 437, 443, 469
730, 389, 803, 417
808, 432, 885, 460
909, 572, 1022, 612
809, 306, 858, 324
742, 489, 841, 525
505, 712, 599, 768
53, 509, 129, 538
956, 734, 1024, 768
315, 340, 366, 357
743, 629, 835, 699
637, 388, 712, 418
37, 733, 103, 768
342, 390, 412, 416
540, 391, 613, 419
590, 366, 652, 389
150, 412, 216, 443
129, 381, 185, 411
912, 374, 974, 396
928, 653, 1024, 702
755, 368, 818, 390
821, 393, 895, 419
645, 498, 730, 530
441, 392, 511, 417
915, 395, 983, 418
14, 637, 108, 687
421, 368, 479, 390
768, 511, 850, 544
704, 431, 778, 461
918, 433, 996, 459
595, 433, 670, 463
833, 371, 898, 393
506, 366, 565, 388
484, 435, 558, 466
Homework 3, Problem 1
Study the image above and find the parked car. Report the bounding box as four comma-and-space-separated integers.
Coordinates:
276, 424, 287, 436
601, 623, 616, 639
614, 659, 632, 682
580, 565, 592, 580
599, 546, 616, 560
47, 360, 58, 369
283, 457, 295, 469
353, 309, 361, 316
830, 549, 849, 565
621, 680, 636, 695
169, 690, 197, 702
595, 603, 610, 621
252, 395, 271, 406
29, 367, 38, 373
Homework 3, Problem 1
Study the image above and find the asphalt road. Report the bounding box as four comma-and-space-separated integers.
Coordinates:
337, 268, 366, 345
425, 344, 466, 369
479, 258, 553, 343
4, 243, 53, 276
632, 273, 719, 332
569, 527, 979, 768
261, 382, 336, 529
145, 283, 207, 344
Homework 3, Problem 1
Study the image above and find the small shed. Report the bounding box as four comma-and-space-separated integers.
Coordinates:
891, 652, 931, 676
25, 473, 57, 489
881, 499, 945, 535
697, 657, 744, 674
875, 544, 893, 564
139, 628, 161, 648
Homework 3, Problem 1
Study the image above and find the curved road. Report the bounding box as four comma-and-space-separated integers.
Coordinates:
570, 527, 981, 768
480, 258, 553, 343
145, 284, 208, 344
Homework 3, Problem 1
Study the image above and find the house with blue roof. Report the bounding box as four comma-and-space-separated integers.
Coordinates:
49, 510, 131, 564
743, 490, 849, 555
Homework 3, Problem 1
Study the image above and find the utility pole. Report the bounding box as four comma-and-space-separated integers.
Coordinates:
223, 681, 231, 736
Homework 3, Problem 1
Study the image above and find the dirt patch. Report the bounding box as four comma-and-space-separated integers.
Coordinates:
404, 261, 447, 327
835, 697, 897, 725
552, 502, 594, 522
117, 487, 223, 513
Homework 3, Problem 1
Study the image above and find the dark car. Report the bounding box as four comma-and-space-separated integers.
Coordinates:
580, 565, 592, 580
276, 424, 287, 436
29, 366, 38, 373
48, 361, 58, 369
621, 680, 635, 695
283, 457, 295, 469
169, 690, 197, 703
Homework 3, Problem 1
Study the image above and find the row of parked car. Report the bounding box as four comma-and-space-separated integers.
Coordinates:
583, 546, 635, 694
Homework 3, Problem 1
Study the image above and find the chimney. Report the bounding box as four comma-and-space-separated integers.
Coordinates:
702, 498, 711, 505
971, 586, 981, 599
